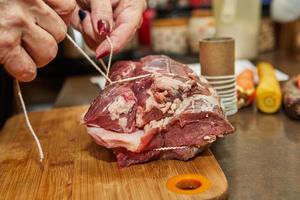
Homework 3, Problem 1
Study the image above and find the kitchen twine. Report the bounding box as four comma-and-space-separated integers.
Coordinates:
16, 34, 162, 162
16, 81, 44, 162
153, 146, 189, 151
66, 34, 150, 84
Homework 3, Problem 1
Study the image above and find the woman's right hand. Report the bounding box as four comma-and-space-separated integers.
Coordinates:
0, 0, 76, 82
71, 0, 146, 58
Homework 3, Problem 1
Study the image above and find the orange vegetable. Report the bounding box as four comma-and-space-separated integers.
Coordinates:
236, 69, 255, 108
237, 69, 254, 90
297, 74, 300, 89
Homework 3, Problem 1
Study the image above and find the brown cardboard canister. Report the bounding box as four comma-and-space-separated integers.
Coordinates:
199, 37, 234, 76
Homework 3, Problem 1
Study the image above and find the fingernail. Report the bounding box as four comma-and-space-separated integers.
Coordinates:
21, 71, 35, 82
96, 51, 109, 59
78, 9, 86, 21
97, 20, 110, 35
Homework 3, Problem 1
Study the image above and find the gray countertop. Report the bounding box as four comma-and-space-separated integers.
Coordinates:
54, 51, 300, 200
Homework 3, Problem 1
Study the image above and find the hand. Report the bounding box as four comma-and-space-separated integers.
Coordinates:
72, 0, 146, 58
0, 0, 76, 82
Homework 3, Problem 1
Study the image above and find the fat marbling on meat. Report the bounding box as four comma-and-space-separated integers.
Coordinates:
83, 55, 234, 167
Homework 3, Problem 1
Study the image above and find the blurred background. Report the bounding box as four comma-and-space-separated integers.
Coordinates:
1, 0, 300, 127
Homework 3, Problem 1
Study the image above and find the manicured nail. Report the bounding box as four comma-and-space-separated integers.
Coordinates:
96, 51, 109, 59
78, 9, 86, 21
97, 20, 110, 35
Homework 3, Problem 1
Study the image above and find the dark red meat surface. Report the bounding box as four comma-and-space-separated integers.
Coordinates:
83, 55, 234, 167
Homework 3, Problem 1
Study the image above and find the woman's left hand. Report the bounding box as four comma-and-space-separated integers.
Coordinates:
71, 0, 146, 58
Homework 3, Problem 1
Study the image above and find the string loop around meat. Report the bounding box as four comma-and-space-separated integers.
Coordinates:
111, 74, 152, 84
153, 146, 190, 151
110, 72, 182, 85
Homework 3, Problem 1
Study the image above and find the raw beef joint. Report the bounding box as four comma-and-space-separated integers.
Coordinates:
83, 55, 234, 167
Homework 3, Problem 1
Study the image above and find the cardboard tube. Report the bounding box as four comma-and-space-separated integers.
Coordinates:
199, 37, 234, 76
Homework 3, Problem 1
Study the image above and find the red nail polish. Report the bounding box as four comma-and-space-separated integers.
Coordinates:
96, 51, 109, 59
97, 20, 110, 35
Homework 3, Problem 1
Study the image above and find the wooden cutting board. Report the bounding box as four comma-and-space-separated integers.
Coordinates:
0, 106, 228, 200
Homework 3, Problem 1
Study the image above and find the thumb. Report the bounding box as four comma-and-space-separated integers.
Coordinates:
96, 23, 137, 59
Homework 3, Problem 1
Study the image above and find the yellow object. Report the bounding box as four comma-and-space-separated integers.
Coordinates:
166, 174, 211, 195
256, 62, 282, 113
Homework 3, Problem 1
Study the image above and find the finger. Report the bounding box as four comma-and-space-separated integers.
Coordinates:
71, 7, 106, 50
70, 6, 96, 49
82, 34, 99, 51
95, 0, 145, 58
96, 23, 136, 59
43, 0, 76, 24
113, 0, 146, 20
76, 9, 104, 42
70, 5, 83, 32
90, 0, 113, 35
22, 23, 58, 68
33, 1, 67, 42
3, 46, 36, 82
76, 0, 90, 10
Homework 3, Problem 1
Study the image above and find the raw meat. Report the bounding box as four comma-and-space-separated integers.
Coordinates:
83, 55, 234, 167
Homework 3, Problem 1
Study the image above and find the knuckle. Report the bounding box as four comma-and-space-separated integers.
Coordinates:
10, 8, 27, 28
45, 44, 58, 63
37, 42, 58, 67
0, 40, 17, 64
64, 0, 76, 14
56, 24, 67, 42
2, 4, 26, 27
38, 7, 52, 18
24, 0, 39, 4
0, 36, 19, 50
57, 0, 76, 15
49, 44, 58, 59
111, 39, 121, 53
95, 4, 112, 16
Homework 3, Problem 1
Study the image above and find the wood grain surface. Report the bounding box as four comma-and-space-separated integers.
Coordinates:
0, 106, 228, 200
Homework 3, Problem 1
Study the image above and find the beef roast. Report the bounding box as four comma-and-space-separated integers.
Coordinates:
83, 55, 234, 167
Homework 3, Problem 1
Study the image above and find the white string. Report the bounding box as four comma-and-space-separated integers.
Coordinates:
66, 34, 112, 83
112, 74, 152, 84
99, 59, 108, 72
106, 36, 113, 77
111, 72, 183, 85
66, 34, 153, 86
16, 81, 44, 162
153, 146, 189, 151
